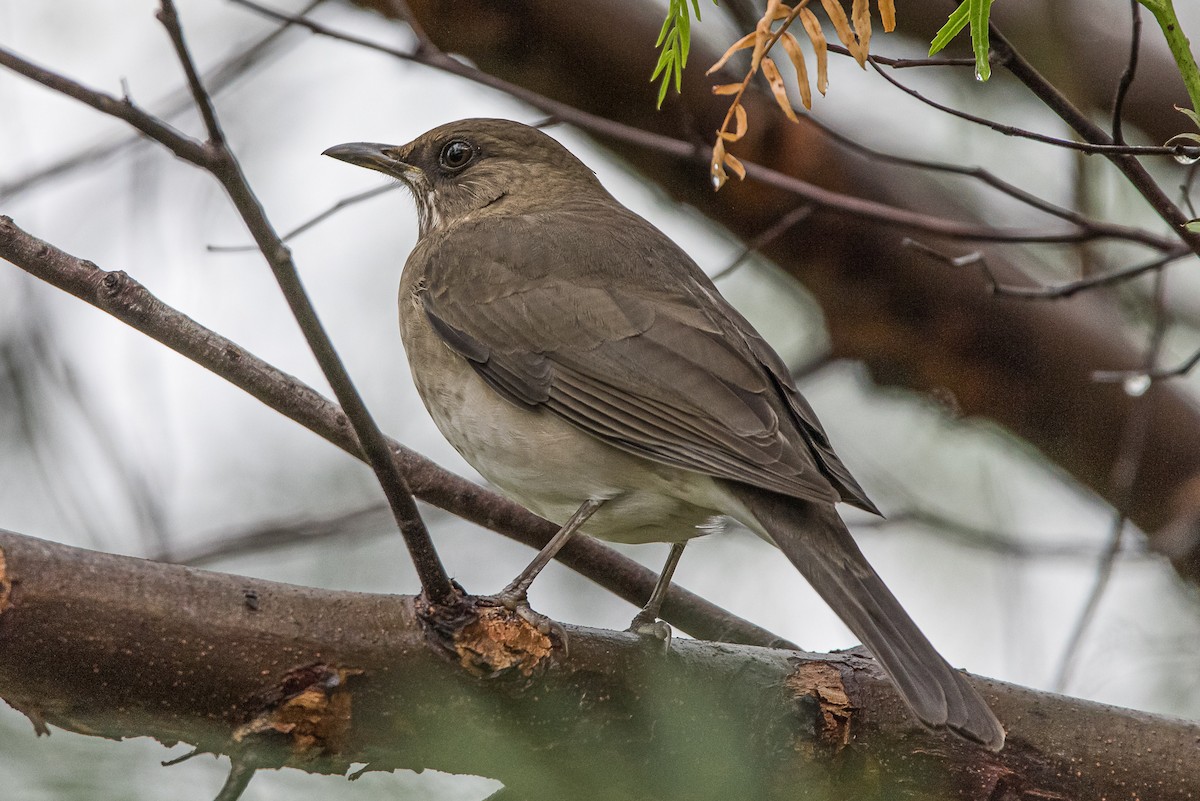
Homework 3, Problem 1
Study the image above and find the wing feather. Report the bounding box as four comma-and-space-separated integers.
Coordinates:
418, 208, 875, 511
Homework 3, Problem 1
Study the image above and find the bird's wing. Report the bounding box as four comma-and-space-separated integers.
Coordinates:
417, 210, 876, 511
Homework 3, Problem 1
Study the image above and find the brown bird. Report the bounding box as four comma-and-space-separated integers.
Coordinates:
324, 118, 1004, 750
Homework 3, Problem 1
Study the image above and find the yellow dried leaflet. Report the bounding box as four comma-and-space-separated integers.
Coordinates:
798, 8, 829, 95
761, 56, 799, 122
879, 0, 896, 31
781, 32, 813, 110
852, 0, 872, 57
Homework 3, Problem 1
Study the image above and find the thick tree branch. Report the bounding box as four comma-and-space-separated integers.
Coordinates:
0, 214, 788, 650
2, 530, 1198, 800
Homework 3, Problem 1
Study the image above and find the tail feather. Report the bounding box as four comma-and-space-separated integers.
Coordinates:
726, 483, 1005, 751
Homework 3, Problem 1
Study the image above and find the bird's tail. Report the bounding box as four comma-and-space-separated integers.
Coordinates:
726, 482, 1005, 751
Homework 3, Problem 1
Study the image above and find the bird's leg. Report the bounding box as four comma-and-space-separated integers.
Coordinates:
490, 498, 605, 634
627, 541, 687, 645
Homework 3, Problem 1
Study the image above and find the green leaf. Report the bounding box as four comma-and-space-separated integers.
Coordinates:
970, 0, 993, 81
652, 0, 716, 109
928, 1, 970, 55
679, 5, 691, 64
650, 49, 672, 82
1185, 219, 1200, 233
655, 8, 675, 47
927, 0, 993, 81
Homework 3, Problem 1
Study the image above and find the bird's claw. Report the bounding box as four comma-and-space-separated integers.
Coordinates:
481, 590, 569, 652
627, 613, 673, 650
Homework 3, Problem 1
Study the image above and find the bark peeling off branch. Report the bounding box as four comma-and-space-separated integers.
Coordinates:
1, 531, 1198, 800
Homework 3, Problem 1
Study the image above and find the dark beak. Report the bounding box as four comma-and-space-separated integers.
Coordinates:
322, 142, 419, 181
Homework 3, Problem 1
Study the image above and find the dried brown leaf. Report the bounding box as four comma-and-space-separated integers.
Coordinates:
780, 33, 813, 109
750, 30, 770, 72
723, 151, 747, 181
707, 31, 756, 75
879, 0, 896, 32
768, 0, 793, 21
852, 0, 872, 56
732, 102, 748, 140
761, 56, 799, 122
798, 8, 829, 95
750, 0, 788, 71
712, 82, 744, 95
820, 0, 864, 66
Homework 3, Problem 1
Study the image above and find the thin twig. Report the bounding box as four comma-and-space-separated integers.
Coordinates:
903, 238, 1193, 299
821, 40, 978, 69
989, 27, 1200, 256
155, 501, 398, 566
711, 203, 816, 281
152, 0, 453, 602
1, 0, 322, 202
857, 507, 1148, 561
157, 0, 224, 145
1093, 347, 1200, 386
867, 55, 1199, 160
798, 113, 1178, 253
1111, 0, 1143, 145
0, 46, 210, 164
1054, 269, 1168, 691
207, 183, 400, 253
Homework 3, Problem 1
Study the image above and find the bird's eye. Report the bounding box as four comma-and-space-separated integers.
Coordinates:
438, 140, 474, 170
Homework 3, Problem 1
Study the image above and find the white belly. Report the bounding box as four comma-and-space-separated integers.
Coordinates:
400, 293, 729, 544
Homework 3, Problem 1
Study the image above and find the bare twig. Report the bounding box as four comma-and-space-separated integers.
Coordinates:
903, 238, 1193, 300
867, 56, 1200, 160
0, 0, 322, 202
207, 183, 400, 253
989, 27, 1200, 256
1054, 269, 1168, 691
858, 507, 1148, 561
711, 203, 816, 281
799, 113, 1177, 253
1111, 0, 1143, 145
152, 0, 453, 602
156, 502, 393, 566
1093, 348, 1200, 386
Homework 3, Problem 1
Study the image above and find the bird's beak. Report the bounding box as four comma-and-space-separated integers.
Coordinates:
322, 142, 421, 182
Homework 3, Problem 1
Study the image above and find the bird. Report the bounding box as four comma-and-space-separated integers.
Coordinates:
323, 118, 1005, 751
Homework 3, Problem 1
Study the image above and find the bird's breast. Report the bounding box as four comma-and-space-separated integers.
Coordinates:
397, 281, 728, 545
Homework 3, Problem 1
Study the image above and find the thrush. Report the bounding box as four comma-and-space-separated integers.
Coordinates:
324, 118, 1005, 750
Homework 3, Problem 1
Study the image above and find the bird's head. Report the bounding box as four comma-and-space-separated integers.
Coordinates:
323, 118, 606, 237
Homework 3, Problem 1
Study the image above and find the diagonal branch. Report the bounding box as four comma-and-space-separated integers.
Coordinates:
990, 26, 1200, 255
148, 0, 451, 602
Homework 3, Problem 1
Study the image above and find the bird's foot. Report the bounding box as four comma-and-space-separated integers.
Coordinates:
480, 589, 569, 652
627, 611, 673, 650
